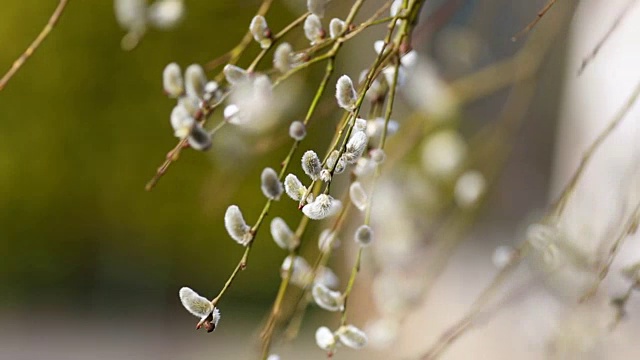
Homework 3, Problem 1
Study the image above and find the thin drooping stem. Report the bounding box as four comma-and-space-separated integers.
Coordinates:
579, 199, 640, 302
511, 0, 557, 41
0, 0, 70, 92
551, 80, 640, 218
578, 0, 638, 76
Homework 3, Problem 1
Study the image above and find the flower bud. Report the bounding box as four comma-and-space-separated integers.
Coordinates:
318, 229, 339, 253
261, 167, 283, 200
320, 169, 331, 182
223, 64, 249, 85
302, 150, 322, 180
281, 255, 313, 287
337, 156, 348, 173
224, 205, 253, 246
337, 324, 368, 349
349, 182, 368, 211
223, 104, 241, 124
249, 15, 271, 49
289, 120, 306, 140
454, 170, 486, 208
203, 81, 221, 102
336, 75, 357, 111
312, 282, 344, 311
369, 148, 386, 164
284, 174, 307, 201
390, 0, 403, 17
179, 287, 213, 319
274, 42, 294, 73
307, 0, 329, 18
329, 18, 345, 39
148, 0, 184, 29
326, 150, 339, 169
304, 14, 324, 44
179, 287, 221, 332
360, 70, 385, 102
354, 225, 374, 247
315, 326, 336, 351
354, 118, 367, 132
302, 194, 342, 220
316, 266, 339, 288
185, 64, 207, 99
163, 62, 183, 97
270, 217, 298, 250
344, 131, 368, 164
178, 95, 200, 116
187, 124, 212, 151
170, 104, 195, 138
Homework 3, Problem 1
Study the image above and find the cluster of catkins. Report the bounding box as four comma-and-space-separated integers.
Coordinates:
174, 0, 422, 356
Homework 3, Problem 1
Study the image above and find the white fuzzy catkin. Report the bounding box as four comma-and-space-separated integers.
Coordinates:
336, 156, 347, 173
315, 326, 336, 351
163, 62, 183, 97
179, 287, 213, 319
344, 131, 368, 163
307, 0, 329, 18
187, 124, 212, 151
349, 182, 368, 211
147, 0, 184, 29
304, 14, 324, 44
170, 104, 195, 138
302, 194, 342, 220
318, 229, 338, 253
273, 42, 294, 73
114, 0, 146, 32
224, 205, 253, 246
203, 80, 221, 102
453, 170, 486, 208
270, 217, 298, 250
184, 64, 207, 99
249, 15, 271, 49
261, 167, 283, 200
302, 150, 322, 180
223, 104, 241, 124
281, 255, 312, 287
312, 282, 344, 311
354, 118, 367, 132
289, 120, 306, 140
336, 75, 357, 111
329, 18, 345, 39
223, 64, 249, 85
266, 355, 280, 360
390, 0, 403, 17
284, 174, 307, 201
337, 324, 368, 349
320, 169, 331, 182
369, 148, 386, 164
315, 266, 339, 289
354, 225, 374, 247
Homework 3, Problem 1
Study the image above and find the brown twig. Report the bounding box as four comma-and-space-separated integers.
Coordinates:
0, 0, 70, 92
511, 0, 557, 41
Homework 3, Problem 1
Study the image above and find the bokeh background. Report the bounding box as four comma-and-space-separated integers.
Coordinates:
1, 0, 639, 359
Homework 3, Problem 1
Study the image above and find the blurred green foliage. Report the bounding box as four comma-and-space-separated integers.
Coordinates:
0, 0, 332, 309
